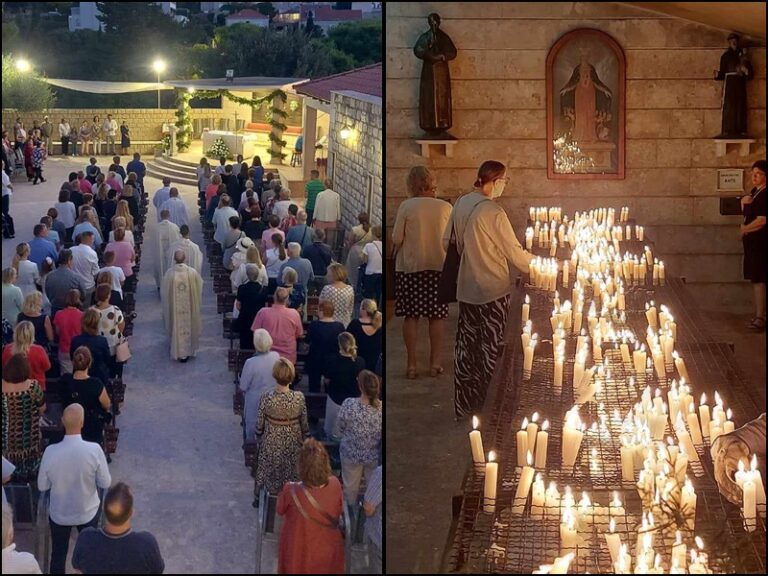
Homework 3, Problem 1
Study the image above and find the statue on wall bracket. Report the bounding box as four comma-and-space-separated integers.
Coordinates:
714, 33, 753, 138
413, 13, 458, 140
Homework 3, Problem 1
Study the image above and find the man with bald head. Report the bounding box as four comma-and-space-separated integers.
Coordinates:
161, 248, 204, 362
38, 403, 111, 574
159, 187, 189, 228
72, 482, 165, 573
154, 208, 181, 289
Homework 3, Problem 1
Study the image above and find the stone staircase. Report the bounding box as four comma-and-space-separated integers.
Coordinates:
146, 155, 199, 187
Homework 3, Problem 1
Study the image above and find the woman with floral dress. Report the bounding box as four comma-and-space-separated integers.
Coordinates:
253, 358, 309, 506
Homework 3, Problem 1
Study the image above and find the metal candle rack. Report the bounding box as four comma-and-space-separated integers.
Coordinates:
443, 234, 766, 573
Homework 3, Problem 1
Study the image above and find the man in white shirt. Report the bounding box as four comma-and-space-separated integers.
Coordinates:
2, 506, 42, 574
361, 225, 383, 306
2, 163, 14, 238
102, 114, 118, 155
159, 187, 189, 228
152, 177, 172, 218
58, 118, 72, 156
38, 403, 111, 575
70, 231, 100, 305
312, 179, 341, 247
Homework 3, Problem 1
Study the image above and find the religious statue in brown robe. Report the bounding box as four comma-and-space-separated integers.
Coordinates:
560, 52, 613, 143
413, 13, 458, 139
715, 33, 753, 138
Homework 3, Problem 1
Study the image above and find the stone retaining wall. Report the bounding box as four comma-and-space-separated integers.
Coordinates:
386, 2, 767, 312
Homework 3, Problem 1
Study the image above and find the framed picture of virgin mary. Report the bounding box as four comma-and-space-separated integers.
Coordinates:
547, 28, 626, 179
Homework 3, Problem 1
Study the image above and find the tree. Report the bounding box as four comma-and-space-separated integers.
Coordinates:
95, 2, 167, 35
1, 55, 57, 112
256, 2, 276, 18
327, 20, 382, 66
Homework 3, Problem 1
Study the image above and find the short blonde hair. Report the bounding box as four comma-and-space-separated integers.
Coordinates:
406, 165, 435, 197
272, 358, 295, 386
328, 263, 348, 284
252, 329, 273, 354
2, 267, 17, 285
281, 266, 298, 285
21, 292, 43, 316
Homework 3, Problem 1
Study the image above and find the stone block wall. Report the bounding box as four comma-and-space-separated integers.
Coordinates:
386, 2, 767, 312
331, 91, 383, 230
2, 108, 229, 142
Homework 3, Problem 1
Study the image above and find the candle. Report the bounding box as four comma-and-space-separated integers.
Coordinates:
526, 227, 534, 250
748, 455, 766, 517
658, 260, 665, 285
671, 531, 687, 569
517, 418, 529, 467
676, 416, 700, 462
469, 416, 485, 466
674, 445, 689, 484
550, 238, 557, 257
645, 302, 657, 330
618, 285, 625, 311
527, 412, 540, 457
535, 420, 550, 468
652, 260, 659, 285
614, 543, 632, 574
531, 473, 546, 519
562, 260, 569, 287
743, 479, 757, 531
562, 407, 584, 473
723, 408, 735, 434
553, 348, 564, 396
620, 338, 630, 364
638, 226, 644, 241
483, 451, 498, 513
709, 421, 723, 445
523, 335, 538, 380
698, 393, 711, 440
522, 294, 530, 326
620, 440, 635, 482
605, 518, 621, 564
681, 478, 697, 530
512, 451, 535, 515
687, 402, 704, 446
560, 508, 579, 555
673, 351, 690, 382
633, 343, 646, 376
545, 481, 561, 519
609, 491, 626, 525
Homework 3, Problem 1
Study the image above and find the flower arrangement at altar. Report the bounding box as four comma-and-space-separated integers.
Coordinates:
206, 136, 232, 160
161, 134, 172, 153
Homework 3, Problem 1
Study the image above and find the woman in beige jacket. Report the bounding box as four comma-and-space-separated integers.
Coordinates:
392, 166, 452, 379
442, 160, 534, 418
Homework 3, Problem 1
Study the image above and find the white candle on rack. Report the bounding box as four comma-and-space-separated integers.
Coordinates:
645, 302, 658, 330
618, 285, 625, 311
658, 260, 665, 285
749, 455, 766, 516
527, 412, 540, 456
609, 491, 626, 524
698, 393, 711, 440
531, 473, 546, 519
483, 451, 498, 513
560, 508, 579, 555
517, 418, 529, 467
614, 543, 632, 574
723, 408, 735, 434
512, 451, 535, 515
562, 260, 569, 287
535, 420, 550, 468
523, 335, 538, 380
673, 351, 690, 382
681, 478, 697, 530
562, 407, 585, 472
469, 415, 484, 466
676, 415, 700, 462
743, 479, 757, 532
545, 481, 560, 519
674, 445, 689, 484
619, 337, 631, 364
620, 438, 635, 482
526, 227, 534, 251
638, 226, 644, 242
553, 347, 564, 396
686, 402, 704, 446
522, 294, 530, 326
671, 531, 687, 570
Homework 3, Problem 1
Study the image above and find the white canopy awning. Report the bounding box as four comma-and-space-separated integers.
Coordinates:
40, 78, 175, 94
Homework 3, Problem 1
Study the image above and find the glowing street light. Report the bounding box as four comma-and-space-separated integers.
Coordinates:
16, 58, 31, 73
152, 59, 166, 109
340, 125, 351, 140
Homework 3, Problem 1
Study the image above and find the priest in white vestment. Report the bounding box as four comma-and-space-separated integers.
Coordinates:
169, 224, 204, 274
162, 250, 204, 361
154, 210, 181, 288
159, 187, 189, 228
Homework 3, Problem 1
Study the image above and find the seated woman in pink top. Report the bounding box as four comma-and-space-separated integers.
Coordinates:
105, 227, 135, 278
251, 287, 303, 363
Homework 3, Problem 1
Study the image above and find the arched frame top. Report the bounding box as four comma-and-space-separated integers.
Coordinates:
546, 28, 626, 180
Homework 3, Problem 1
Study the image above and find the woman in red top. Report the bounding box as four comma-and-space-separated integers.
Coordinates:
277, 438, 344, 574
53, 289, 83, 375
105, 227, 136, 278
2, 320, 51, 390
206, 175, 223, 207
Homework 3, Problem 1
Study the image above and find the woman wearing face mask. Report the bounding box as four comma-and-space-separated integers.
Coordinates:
442, 160, 534, 419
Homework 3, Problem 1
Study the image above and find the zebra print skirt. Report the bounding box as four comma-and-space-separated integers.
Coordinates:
453, 294, 512, 418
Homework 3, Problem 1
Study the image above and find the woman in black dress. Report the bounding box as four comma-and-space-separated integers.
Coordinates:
306, 299, 345, 393
346, 298, 382, 375
741, 160, 767, 331
70, 308, 111, 386
120, 121, 131, 155
235, 264, 268, 349
323, 332, 365, 439
61, 346, 111, 444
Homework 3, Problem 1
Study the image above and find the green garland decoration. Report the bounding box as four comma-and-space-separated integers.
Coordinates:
174, 90, 193, 153
183, 88, 289, 161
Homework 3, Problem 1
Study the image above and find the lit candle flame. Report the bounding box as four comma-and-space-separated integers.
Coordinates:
472, 415, 479, 430
700, 392, 707, 404
532, 412, 540, 423
488, 451, 496, 463
542, 419, 550, 431
522, 417, 529, 430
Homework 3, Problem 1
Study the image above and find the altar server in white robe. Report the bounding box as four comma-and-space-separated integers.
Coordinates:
169, 224, 204, 274
154, 210, 181, 289
159, 187, 189, 228
162, 250, 204, 361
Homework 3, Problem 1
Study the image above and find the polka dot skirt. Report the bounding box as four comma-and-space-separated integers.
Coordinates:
395, 271, 449, 319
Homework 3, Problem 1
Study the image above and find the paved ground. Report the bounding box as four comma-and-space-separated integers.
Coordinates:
386, 287, 766, 573
4, 155, 257, 573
